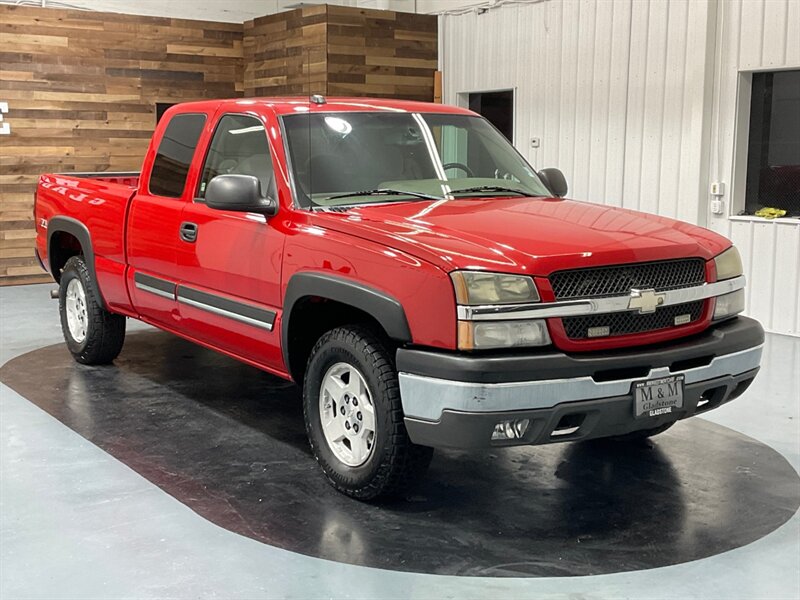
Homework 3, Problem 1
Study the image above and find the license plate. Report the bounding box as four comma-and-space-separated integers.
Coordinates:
632, 374, 685, 418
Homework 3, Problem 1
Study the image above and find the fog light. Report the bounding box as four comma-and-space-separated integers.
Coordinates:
714, 288, 745, 320
491, 419, 530, 441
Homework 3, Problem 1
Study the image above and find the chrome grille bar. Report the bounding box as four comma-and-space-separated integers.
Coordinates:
456, 275, 745, 321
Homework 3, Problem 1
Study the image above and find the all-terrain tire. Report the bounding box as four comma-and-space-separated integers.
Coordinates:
303, 324, 433, 501
59, 255, 126, 365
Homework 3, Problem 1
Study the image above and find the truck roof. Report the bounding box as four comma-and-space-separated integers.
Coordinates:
170, 97, 476, 116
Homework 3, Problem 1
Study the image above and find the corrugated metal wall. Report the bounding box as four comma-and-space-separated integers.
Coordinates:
441, 0, 799, 336
707, 0, 800, 336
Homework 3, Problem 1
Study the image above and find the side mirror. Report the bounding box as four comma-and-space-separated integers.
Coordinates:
538, 168, 568, 198
205, 174, 278, 216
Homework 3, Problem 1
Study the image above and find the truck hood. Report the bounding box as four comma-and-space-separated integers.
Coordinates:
310, 196, 730, 276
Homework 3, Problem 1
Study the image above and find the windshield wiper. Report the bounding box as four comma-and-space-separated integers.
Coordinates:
450, 185, 540, 198
325, 188, 442, 201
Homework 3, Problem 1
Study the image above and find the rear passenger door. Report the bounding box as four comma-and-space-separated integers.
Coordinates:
127, 112, 207, 327
176, 112, 286, 371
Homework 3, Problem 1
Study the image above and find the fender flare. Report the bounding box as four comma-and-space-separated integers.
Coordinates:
282, 272, 412, 373
47, 216, 107, 309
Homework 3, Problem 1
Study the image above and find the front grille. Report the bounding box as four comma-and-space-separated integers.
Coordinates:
550, 258, 708, 341
549, 258, 706, 300
563, 300, 705, 339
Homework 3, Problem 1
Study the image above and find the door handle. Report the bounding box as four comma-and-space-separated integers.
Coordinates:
179, 221, 198, 243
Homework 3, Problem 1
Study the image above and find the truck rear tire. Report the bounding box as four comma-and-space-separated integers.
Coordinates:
303, 324, 433, 501
59, 255, 126, 365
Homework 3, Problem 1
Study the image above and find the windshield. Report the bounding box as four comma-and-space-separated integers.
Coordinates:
282, 112, 552, 207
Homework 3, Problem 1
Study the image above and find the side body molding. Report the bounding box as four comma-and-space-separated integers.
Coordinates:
47, 216, 106, 309
282, 272, 412, 372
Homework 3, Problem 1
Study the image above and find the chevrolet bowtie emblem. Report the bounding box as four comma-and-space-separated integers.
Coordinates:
628, 288, 665, 314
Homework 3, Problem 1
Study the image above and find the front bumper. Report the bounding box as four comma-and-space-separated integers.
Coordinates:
398, 317, 764, 449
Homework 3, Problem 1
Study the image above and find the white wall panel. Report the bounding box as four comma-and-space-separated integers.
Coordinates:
726, 220, 800, 336
555, 0, 579, 190
706, 0, 800, 336
603, 1, 632, 207
443, 0, 643, 206
443, 0, 712, 217
773, 223, 800, 335
415, 0, 482, 13
442, 0, 799, 336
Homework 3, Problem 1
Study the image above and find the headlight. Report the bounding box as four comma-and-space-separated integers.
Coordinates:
714, 246, 743, 281
458, 319, 551, 350
450, 271, 539, 305
714, 288, 745, 320
451, 271, 548, 350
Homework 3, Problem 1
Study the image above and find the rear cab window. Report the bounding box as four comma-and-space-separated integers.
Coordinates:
148, 113, 207, 198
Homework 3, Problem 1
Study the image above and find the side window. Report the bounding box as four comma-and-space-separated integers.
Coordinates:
197, 114, 275, 200
148, 113, 206, 198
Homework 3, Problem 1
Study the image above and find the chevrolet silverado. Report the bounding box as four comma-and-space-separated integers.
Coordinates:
34, 97, 764, 499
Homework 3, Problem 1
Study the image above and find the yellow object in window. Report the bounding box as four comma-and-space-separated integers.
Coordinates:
754, 207, 787, 219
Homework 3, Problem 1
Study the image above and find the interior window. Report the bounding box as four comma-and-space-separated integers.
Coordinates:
197, 114, 276, 200
148, 113, 206, 198
744, 70, 800, 217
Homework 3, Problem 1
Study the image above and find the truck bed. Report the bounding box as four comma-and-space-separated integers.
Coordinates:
35, 171, 141, 304
61, 171, 140, 187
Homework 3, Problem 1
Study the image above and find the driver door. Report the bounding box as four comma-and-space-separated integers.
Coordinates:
176, 112, 285, 371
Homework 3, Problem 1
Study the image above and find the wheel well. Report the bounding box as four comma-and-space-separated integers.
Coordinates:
286, 297, 391, 383
49, 231, 83, 282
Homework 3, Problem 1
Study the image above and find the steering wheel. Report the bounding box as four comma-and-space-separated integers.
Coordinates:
442, 162, 474, 177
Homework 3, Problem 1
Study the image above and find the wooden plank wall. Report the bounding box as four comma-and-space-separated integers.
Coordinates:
325, 5, 438, 101
0, 4, 437, 285
243, 5, 328, 97
244, 5, 438, 101
0, 5, 243, 285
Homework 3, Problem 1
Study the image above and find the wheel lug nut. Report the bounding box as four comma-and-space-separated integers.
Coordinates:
353, 424, 359, 433
357, 411, 362, 420
345, 422, 351, 430
352, 399, 358, 406
340, 406, 345, 415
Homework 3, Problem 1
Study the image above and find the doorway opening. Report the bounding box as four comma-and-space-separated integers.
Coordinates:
467, 90, 514, 143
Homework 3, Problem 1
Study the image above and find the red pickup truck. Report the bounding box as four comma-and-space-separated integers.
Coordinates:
34, 97, 764, 500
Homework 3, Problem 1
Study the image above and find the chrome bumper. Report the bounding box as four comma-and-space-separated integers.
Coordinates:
398, 344, 763, 422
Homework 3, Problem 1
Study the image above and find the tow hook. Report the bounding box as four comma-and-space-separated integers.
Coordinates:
50, 288, 59, 299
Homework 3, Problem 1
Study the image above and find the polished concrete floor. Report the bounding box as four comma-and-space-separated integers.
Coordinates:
2, 283, 799, 598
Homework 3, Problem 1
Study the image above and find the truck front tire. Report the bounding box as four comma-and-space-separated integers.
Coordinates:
59, 255, 126, 365
303, 325, 433, 501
